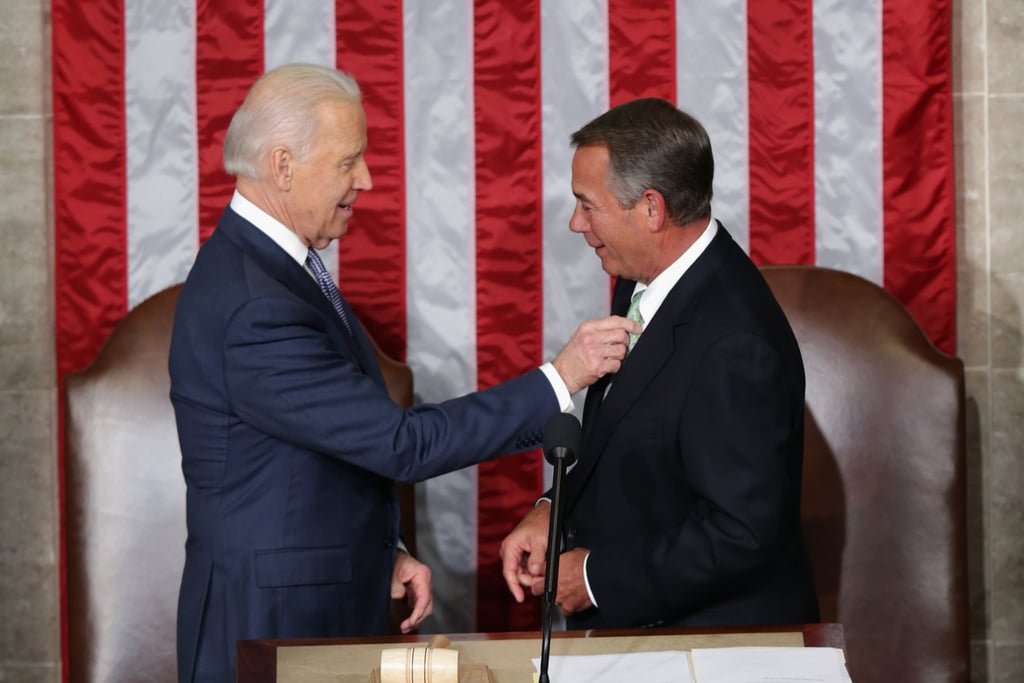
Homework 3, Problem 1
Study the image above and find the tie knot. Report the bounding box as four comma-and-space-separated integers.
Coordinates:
306, 248, 328, 275
627, 290, 644, 324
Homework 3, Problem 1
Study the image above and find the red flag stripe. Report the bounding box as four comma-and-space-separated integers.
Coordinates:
747, 1, 816, 266
882, 0, 956, 354
606, 0, 676, 301
195, 1, 264, 244
52, 1, 128, 675
52, 2, 128, 381
336, 2, 407, 360
473, 0, 545, 631
608, 0, 676, 106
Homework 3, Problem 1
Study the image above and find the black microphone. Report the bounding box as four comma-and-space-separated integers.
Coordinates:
538, 413, 582, 683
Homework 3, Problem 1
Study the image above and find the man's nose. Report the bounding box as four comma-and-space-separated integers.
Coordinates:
568, 209, 587, 234
356, 161, 373, 191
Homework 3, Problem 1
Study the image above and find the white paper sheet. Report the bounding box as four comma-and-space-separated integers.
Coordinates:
532, 650, 695, 683
689, 646, 853, 683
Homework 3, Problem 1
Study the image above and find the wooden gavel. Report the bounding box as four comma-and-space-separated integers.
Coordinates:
376, 635, 459, 683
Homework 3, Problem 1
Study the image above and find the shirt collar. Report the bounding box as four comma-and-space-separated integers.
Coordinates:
632, 216, 718, 325
229, 190, 311, 267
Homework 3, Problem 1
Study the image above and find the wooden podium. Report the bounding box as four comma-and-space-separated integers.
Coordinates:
236, 624, 844, 683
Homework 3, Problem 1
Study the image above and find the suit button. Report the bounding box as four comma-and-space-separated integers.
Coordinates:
566, 528, 576, 541
384, 538, 394, 549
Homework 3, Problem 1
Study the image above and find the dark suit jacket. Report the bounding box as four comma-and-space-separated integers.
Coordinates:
169, 207, 555, 682
564, 224, 819, 630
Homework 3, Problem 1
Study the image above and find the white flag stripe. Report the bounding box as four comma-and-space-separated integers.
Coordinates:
540, 0, 610, 433
403, 0, 479, 634
125, 0, 197, 308
813, 0, 884, 282
264, 0, 335, 70
265, 0, 341, 280
677, 0, 750, 253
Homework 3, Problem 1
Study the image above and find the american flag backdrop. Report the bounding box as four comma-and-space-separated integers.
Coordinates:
52, 0, 954, 643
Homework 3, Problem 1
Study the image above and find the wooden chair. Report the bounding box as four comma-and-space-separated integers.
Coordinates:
760, 265, 969, 683
64, 284, 415, 682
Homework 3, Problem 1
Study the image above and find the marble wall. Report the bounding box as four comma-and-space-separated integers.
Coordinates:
954, 1, 1024, 680
0, 1, 1020, 681
0, 0, 60, 682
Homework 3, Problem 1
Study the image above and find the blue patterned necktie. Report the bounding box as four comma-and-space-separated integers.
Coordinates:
626, 289, 645, 353
306, 248, 353, 335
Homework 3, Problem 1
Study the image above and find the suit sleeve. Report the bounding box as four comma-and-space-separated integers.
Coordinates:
222, 295, 556, 482
585, 331, 803, 625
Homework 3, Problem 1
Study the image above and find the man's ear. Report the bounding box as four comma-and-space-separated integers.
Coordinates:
642, 189, 669, 233
270, 146, 293, 190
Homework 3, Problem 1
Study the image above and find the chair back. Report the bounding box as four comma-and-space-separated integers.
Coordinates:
64, 284, 414, 682
65, 285, 184, 682
760, 265, 969, 683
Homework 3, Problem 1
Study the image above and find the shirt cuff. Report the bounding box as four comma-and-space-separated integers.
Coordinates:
583, 551, 599, 608
539, 362, 575, 412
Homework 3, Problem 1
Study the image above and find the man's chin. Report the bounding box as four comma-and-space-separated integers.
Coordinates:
311, 234, 342, 250
597, 254, 617, 276
319, 224, 350, 247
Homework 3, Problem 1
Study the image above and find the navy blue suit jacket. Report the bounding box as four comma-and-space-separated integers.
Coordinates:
564, 225, 819, 630
169, 207, 556, 682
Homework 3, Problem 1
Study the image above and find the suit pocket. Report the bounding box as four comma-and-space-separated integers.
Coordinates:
254, 545, 353, 588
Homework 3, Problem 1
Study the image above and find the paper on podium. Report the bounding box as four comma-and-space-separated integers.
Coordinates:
529, 646, 852, 683
531, 650, 694, 683
690, 646, 852, 683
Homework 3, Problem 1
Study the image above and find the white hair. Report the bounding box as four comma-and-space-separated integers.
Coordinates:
222, 63, 362, 179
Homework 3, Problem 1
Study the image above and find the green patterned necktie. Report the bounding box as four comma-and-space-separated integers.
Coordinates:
626, 289, 644, 352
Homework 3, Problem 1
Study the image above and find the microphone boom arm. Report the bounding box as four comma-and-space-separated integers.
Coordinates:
537, 410, 580, 683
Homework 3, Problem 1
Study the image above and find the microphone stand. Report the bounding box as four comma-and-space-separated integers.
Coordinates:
538, 445, 574, 683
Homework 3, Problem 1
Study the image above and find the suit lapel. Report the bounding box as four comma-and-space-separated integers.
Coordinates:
215, 209, 386, 388
567, 224, 735, 506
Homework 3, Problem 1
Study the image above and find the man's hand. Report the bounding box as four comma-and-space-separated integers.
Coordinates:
541, 548, 593, 616
500, 501, 552, 602
391, 551, 433, 633
553, 316, 641, 395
